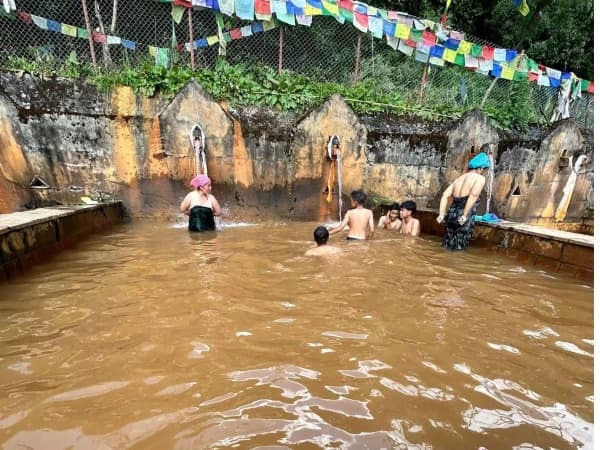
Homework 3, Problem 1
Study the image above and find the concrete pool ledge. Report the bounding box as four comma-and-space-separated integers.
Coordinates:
1, 202, 124, 280
417, 209, 593, 281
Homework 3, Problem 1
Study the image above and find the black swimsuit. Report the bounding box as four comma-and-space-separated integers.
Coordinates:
188, 205, 216, 232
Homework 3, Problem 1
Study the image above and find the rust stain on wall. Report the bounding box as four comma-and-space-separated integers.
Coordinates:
232, 120, 254, 188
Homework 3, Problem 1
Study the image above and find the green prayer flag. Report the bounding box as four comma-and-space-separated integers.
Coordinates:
223, 32, 232, 43
339, 8, 353, 22
77, 27, 89, 39
580, 80, 590, 91
513, 71, 528, 81
409, 29, 422, 41
171, 5, 185, 24
0, 8, 15, 19
454, 53, 465, 66
155, 48, 170, 68
377, 9, 387, 19
527, 59, 539, 72
470, 44, 482, 57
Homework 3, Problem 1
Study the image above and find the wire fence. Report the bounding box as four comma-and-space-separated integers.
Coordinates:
0, 0, 594, 129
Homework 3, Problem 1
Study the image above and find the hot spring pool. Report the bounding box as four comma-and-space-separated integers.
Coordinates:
0, 221, 593, 449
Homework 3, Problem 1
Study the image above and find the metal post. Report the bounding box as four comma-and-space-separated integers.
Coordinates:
278, 26, 284, 74
81, 0, 97, 70
188, 8, 195, 69
353, 32, 362, 86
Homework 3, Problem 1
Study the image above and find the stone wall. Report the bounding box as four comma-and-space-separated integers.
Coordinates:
0, 71, 593, 231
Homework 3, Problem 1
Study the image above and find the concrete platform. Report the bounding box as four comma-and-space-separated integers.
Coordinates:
417, 209, 594, 281
1, 202, 124, 280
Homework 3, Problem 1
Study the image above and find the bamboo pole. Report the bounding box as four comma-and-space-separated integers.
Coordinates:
188, 8, 195, 69
80, 0, 97, 70
353, 32, 362, 86
278, 26, 284, 74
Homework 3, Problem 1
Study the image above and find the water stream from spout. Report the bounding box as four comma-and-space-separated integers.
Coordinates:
485, 152, 495, 215
337, 152, 343, 223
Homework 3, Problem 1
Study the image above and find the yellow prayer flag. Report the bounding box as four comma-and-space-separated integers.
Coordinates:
262, 19, 276, 30
443, 48, 457, 63
367, 6, 377, 15
148, 46, 157, 57
305, 4, 322, 15
519, 0, 529, 15
207, 35, 219, 46
323, 0, 339, 15
457, 40, 472, 55
501, 66, 515, 80
446, 0, 452, 9
61, 23, 77, 37
394, 23, 410, 39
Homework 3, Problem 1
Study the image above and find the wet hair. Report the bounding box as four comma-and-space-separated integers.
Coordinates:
389, 202, 401, 212
313, 226, 329, 246
400, 200, 417, 215
350, 190, 366, 205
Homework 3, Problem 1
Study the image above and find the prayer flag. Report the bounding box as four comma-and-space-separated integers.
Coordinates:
229, 28, 242, 39
276, 11, 295, 24
397, 40, 414, 56
235, 0, 254, 20
527, 72, 538, 82
490, 63, 502, 78
241, 25, 253, 36
429, 56, 445, 66
61, 23, 77, 37
121, 39, 136, 50
385, 35, 399, 50
422, 31, 436, 46
207, 35, 219, 45
430, 45, 444, 58
47, 19, 61, 32
443, 48, 457, 63
415, 50, 429, 63
394, 23, 410, 39
296, 13, 312, 25
482, 45, 494, 60
218, 0, 235, 16
368, 16, 383, 39
457, 40, 472, 54
322, 0, 338, 16
500, 66, 515, 80
92, 31, 106, 43
383, 20, 395, 36
493, 48, 506, 62
537, 75, 550, 86
31, 15, 48, 30
470, 44, 483, 57
77, 27, 89, 39
354, 11, 369, 31
454, 53, 465, 66
465, 54, 478, 68
107, 35, 121, 45
445, 38, 460, 50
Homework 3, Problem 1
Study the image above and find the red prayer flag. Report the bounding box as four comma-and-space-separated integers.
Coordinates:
354, 11, 368, 28
255, 0, 271, 15
588, 82, 594, 93
528, 72, 538, 82
92, 32, 106, 43
173, 0, 192, 7
229, 28, 243, 40
440, 14, 447, 25
405, 39, 417, 48
339, 0, 353, 10
422, 31, 436, 46
482, 45, 494, 60
18, 12, 32, 24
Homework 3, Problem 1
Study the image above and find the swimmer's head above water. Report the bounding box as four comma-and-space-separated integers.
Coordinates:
313, 226, 329, 246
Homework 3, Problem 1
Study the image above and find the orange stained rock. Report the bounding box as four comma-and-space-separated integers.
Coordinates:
232, 120, 254, 188
111, 86, 137, 117
112, 118, 138, 183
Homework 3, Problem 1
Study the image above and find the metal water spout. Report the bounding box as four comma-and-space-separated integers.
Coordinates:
555, 153, 588, 222
326, 135, 343, 223
190, 124, 207, 176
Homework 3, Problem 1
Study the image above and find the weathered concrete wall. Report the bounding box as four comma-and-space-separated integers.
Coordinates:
0, 202, 124, 280
0, 71, 593, 230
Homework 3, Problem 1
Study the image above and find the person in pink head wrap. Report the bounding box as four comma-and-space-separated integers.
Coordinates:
180, 174, 222, 232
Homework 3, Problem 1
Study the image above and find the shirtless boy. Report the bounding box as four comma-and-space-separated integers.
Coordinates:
328, 190, 374, 240
378, 203, 402, 230
305, 226, 340, 256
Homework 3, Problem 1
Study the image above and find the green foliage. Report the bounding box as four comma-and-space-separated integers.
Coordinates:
2, 53, 541, 130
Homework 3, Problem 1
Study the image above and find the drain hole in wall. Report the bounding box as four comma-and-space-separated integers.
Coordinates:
29, 175, 50, 189
511, 185, 522, 196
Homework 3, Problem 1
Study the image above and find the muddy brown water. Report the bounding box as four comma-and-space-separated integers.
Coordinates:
0, 221, 593, 449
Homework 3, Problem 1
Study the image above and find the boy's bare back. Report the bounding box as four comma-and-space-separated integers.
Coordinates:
346, 208, 374, 239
